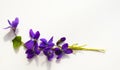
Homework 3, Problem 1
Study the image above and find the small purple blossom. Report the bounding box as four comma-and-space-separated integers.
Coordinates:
39, 37, 54, 49
4, 17, 19, 32
25, 42, 40, 59
54, 43, 73, 59
56, 37, 66, 46
29, 29, 40, 40
43, 48, 54, 61
24, 29, 40, 59
25, 29, 40, 49
39, 37, 55, 60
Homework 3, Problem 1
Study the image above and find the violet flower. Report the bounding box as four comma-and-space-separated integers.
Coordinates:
56, 37, 66, 46
43, 48, 54, 61
54, 43, 73, 59
4, 17, 19, 32
39, 37, 55, 60
39, 36, 54, 49
24, 29, 40, 59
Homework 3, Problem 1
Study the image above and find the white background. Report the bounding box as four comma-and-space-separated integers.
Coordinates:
0, 0, 120, 70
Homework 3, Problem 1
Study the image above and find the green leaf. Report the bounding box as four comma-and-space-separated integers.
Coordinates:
12, 36, 22, 49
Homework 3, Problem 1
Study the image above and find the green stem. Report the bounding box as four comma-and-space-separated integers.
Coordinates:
69, 45, 105, 53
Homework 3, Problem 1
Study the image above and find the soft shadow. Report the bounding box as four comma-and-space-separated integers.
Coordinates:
41, 58, 52, 70
47, 60, 52, 70
56, 54, 70, 63
4, 29, 20, 53
27, 56, 39, 66
27, 58, 34, 65
26, 53, 52, 70
4, 29, 15, 41
3, 29, 19, 41
13, 48, 20, 53
27, 53, 44, 66
45, 59, 52, 70
35, 56, 39, 66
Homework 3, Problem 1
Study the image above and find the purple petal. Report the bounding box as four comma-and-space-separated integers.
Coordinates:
34, 43, 40, 55
47, 53, 54, 61
4, 26, 11, 29
29, 29, 35, 38
54, 48, 63, 59
43, 48, 50, 55
43, 48, 54, 56
60, 37, 66, 42
47, 49, 54, 61
15, 17, 19, 22
64, 49, 73, 54
54, 48, 62, 55
24, 40, 34, 49
25, 49, 35, 59
40, 38, 47, 44
34, 31, 40, 39
56, 37, 66, 46
57, 54, 63, 59
48, 43, 54, 48
27, 54, 34, 59
11, 17, 19, 28
62, 43, 68, 50
34, 48, 40, 55
48, 36, 53, 43
39, 43, 46, 49
8, 20, 12, 25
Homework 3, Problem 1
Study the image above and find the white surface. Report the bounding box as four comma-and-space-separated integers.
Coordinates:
0, 0, 120, 70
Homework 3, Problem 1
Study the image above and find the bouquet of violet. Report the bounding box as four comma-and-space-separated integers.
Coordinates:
4, 17, 105, 61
